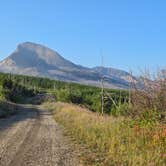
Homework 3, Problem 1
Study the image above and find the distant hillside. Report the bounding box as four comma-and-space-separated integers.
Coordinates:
0, 42, 137, 89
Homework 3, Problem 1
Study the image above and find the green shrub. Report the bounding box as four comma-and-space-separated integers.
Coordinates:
110, 103, 130, 116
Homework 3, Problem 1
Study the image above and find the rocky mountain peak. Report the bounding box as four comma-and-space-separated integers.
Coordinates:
0, 42, 137, 89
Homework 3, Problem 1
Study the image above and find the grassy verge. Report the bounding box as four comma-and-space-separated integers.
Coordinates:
44, 102, 166, 166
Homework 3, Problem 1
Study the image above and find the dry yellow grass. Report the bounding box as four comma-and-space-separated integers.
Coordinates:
43, 102, 166, 166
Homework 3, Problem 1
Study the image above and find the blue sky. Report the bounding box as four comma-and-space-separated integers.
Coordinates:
0, 0, 165, 74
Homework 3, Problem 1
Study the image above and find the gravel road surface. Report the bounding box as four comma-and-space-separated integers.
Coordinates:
0, 104, 79, 166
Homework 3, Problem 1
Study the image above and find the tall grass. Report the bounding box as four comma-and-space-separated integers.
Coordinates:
44, 102, 166, 166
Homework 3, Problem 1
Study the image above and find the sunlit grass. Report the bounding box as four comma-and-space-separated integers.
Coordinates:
44, 102, 166, 166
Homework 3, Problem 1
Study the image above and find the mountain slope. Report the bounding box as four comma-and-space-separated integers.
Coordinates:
0, 42, 136, 89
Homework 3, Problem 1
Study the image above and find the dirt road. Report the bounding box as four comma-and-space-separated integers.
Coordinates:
0, 104, 79, 166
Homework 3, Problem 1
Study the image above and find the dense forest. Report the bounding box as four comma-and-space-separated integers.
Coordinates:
0, 72, 129, 114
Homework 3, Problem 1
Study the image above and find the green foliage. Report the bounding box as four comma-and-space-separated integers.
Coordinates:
0, 72, 129, 113
0, 72, 164, 123
110, 103, 130, 116
55, 89, 70, 102
0, 73, 37, 102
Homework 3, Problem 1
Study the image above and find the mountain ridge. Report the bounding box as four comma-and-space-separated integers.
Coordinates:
0, 42, 136, 89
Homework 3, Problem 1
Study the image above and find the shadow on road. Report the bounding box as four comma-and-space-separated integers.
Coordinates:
0, 103, 39, 133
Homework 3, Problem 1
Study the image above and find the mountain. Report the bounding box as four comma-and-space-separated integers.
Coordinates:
0, 42, 136, 89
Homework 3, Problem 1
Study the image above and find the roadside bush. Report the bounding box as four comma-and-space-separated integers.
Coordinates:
1, 78, 36, 102
130, 70, 166, 123
55, 89, 71, 102
110, 103, 130, 116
